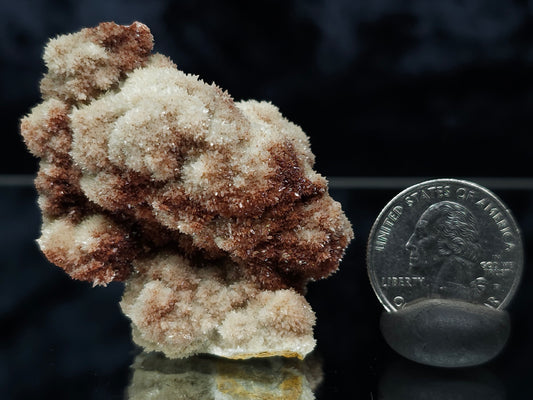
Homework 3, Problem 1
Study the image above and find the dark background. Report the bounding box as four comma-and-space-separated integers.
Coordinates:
2, 1, 533, 399
2, 0, 533, 177
3, 186, 533, 399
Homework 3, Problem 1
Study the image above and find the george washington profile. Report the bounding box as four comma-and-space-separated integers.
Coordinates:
405, 201, 485, 301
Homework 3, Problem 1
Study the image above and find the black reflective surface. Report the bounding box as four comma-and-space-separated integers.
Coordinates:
1, 184, 532, 399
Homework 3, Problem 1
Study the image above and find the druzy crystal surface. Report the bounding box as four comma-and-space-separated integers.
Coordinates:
20, 22, 353, 359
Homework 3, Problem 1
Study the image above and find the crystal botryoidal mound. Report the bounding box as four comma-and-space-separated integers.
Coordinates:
20, 21, 354, 360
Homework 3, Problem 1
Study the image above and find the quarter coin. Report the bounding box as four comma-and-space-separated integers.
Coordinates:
367, 179, 523, 312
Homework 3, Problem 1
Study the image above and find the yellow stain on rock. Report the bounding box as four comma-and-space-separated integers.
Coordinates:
226, 350, 304, 360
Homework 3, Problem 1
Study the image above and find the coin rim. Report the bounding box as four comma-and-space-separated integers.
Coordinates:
366, 178, 524, 312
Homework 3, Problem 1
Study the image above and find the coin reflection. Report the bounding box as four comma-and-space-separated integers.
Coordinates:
405, 201, 485, 302
127, 351, 323, 399
378, 358, 506, 400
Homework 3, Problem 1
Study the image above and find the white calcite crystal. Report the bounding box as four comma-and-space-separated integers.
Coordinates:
20, 22, 353, 359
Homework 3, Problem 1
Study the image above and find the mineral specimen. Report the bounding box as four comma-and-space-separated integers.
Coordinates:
20, 22, 353, 359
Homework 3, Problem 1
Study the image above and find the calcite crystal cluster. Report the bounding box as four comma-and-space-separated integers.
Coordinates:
20, 22, 353, 359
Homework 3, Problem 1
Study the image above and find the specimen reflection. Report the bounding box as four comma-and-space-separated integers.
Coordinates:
127, 351, 323, 399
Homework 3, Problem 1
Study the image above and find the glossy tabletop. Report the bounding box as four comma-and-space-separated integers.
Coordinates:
1, 179, 532, 399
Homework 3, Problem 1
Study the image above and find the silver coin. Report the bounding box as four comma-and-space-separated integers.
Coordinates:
367, 179, 523, 312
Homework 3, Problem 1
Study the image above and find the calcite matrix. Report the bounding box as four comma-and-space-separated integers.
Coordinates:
21, 22, 353, 359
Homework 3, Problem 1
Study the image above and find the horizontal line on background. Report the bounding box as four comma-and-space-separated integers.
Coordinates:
327, 177, 533, 190
1, 175, 533, 190
0, 175, 35, 187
